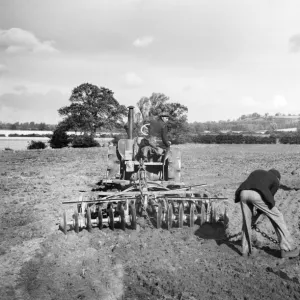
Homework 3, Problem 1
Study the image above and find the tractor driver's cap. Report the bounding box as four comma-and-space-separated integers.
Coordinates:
160, 112, 171, 118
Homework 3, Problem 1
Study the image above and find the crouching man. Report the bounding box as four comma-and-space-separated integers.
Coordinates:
235, 169, 299, 258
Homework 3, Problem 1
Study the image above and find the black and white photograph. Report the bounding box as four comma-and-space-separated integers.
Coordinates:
1, 1, 300, 299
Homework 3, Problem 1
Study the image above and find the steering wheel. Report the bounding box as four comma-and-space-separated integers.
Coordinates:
140, 123, 150, 136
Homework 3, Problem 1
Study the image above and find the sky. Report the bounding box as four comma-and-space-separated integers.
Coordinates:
1, 0, 300, 124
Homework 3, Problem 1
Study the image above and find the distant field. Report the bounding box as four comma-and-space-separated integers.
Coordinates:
0, 137, 113, 150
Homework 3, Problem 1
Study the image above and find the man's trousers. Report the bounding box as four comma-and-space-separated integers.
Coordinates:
240, 190, 295, 255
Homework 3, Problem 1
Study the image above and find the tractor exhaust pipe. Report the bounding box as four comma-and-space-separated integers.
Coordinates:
128, 106, 134, 139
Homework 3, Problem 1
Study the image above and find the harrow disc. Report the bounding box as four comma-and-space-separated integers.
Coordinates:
224, 207, 229, 227
119, 204, 126, 231
206, 201, 211, 223
178, 202, 184, 228
211, 202, 217, 223
98, 208, 103, 230
157, 202, 163, 229
74, 211, 79, 233
108, 205, 114, 231
167, 203, 173, 230
129, 204, 137, 230
190, 203, 195, 228
200, 202, 206, 226
86, 207, 92, 232
62, 211, 67, 235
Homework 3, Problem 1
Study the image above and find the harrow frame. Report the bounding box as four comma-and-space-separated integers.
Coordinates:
61, 160, 228, 234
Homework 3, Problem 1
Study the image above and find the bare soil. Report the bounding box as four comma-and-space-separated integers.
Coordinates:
1, 144, 300, 300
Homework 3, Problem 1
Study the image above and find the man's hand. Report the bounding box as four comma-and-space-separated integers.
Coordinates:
252, 209, 263, 227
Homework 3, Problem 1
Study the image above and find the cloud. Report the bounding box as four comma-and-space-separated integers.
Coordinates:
133, 36, 154, 48
289, 34, 300, 53
124, 72, 143, 86
0, 28, 58, 53
241, 96, 261, 107
13, 85, 27, 92
0, 90, 68, 123
273, 95, 287, 108
182, 85, 192, 92
0, 63, 8, 75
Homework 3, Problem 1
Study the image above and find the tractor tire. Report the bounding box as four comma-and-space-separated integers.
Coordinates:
107, 146, 120, 179
167, 148, 181, 182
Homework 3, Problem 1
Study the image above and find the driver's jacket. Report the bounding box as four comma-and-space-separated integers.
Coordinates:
148, 118, 169, 149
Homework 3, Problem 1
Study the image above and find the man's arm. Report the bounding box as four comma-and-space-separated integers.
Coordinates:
270, 181, 279, 196
161, 125, 170, 147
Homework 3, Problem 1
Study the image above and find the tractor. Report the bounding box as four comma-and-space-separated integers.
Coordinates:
61, 106, 228, 234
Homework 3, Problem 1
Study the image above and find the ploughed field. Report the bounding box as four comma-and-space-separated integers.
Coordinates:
1, 144, 300, 300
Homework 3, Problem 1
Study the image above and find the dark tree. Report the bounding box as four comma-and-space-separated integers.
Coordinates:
59, 83, 127, 135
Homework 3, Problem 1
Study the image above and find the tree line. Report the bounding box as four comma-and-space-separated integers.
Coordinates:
0, 122, 56, 131
3, 82, 300, 148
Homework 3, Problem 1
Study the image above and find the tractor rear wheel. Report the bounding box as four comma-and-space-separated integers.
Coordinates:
167, 148, 181, 182
107, 146, 120, 179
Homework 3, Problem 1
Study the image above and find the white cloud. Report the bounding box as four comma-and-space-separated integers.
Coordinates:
241, 96, 261, 107
124, 72, 143, 86
0, 28, 58, 53
289, 34, 300, 53
273, 95, 287, 108
133, 36, 154, 48
0, 90, 68, 123
0, 63, 8, 74
13, 85, 27, 93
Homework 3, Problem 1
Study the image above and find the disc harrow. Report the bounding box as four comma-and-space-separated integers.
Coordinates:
60, 177, 228, 234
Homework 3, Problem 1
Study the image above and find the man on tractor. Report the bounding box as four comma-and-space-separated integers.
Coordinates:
140, 112, 172, 162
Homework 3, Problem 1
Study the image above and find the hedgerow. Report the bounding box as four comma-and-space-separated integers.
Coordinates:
192, 134, 276, 144
27, 140, 47, 150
